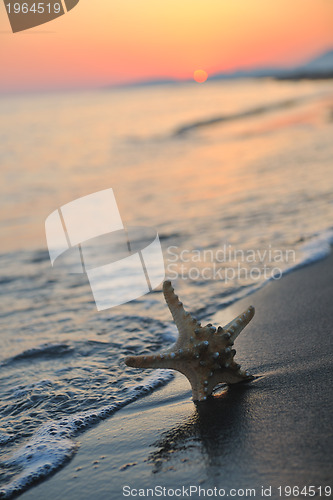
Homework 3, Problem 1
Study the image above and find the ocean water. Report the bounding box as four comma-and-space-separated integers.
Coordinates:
1, 79, 333, 497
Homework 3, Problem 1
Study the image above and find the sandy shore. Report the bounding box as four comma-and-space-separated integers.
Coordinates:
20, 253, 333, 500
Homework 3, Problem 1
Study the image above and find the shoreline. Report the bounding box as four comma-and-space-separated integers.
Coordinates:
16, 250, 333, 500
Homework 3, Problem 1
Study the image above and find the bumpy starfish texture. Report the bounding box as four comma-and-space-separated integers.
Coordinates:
125, 280, 255, 401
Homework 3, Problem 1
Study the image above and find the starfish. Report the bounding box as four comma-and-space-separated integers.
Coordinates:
125, 280, 255, 401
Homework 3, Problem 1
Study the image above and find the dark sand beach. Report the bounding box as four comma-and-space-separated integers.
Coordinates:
19, 251, 333, 500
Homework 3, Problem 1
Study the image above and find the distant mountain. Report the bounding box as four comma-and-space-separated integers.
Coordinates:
102, 48, 333, 90
302, 49, 333, 71
210, 48, 333, 81
278, 48, 333, 79
102, 78, 179, 90
125, 78, 179, 87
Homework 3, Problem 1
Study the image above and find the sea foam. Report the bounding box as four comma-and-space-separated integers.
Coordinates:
0, 370, 174, 499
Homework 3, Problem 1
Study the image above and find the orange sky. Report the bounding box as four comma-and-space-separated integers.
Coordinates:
0, 0, 333, 91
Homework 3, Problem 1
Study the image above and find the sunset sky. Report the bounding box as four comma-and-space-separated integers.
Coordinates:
0, 0, 333, 92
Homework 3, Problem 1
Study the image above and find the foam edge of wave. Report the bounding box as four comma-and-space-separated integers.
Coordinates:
0, 370, 174, 499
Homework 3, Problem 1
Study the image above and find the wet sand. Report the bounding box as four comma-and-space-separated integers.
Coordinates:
20, 252, 333, 500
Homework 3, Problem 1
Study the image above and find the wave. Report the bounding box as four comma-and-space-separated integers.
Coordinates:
0, 370, 174, 499
212, 227, 333, 312
173, 95, 312, 136
1, 343, 73, 366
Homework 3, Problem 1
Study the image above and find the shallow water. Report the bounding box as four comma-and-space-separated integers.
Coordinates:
1, 79, 333, 497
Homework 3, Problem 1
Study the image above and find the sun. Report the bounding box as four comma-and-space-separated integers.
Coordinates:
193, 69, 208, 83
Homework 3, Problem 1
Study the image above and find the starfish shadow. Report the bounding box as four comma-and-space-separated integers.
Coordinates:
148, 383, 253, 475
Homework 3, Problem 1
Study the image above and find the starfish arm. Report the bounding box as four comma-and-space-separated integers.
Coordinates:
125, 353, 178, 370
125, 348, 201, 371
223, 306, 255, 342
163, 280, 200, 347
